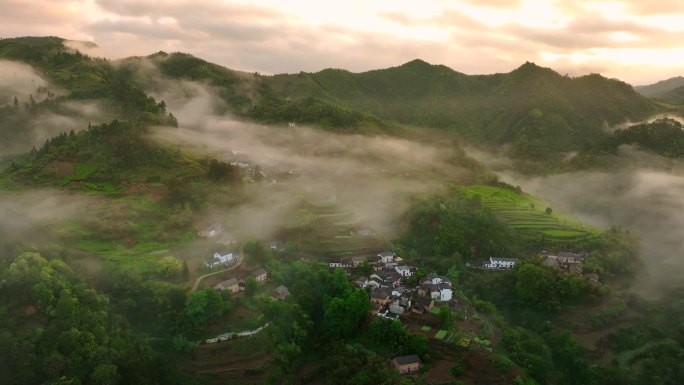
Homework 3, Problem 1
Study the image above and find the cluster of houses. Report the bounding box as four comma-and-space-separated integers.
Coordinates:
213, 268, 292, 300
541, 251, 600, 285
332, 251, 458, 322
213, 268, 269, 293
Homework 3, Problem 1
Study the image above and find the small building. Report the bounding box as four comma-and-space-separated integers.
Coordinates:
418, 284, 436, 298
437, 283, 452, 302
353, 277, 369, 288
270, 240, 285, 252
272, 285, 290, 300
412, 296, 434, 313
392, 355, 422, 374
395, 265, 414, 277
198, 223, 223, 238
378, 251, 396, 263
251, 268, 268, 284
205, 252, 236, 269
329, 257, 346, 269
420, 275, 451, 287
215, 278, 239, 294
389, 304, 405, 315
370, 289, 390, 305
586, 272, 601, 286
351, 256, 367, 267
484, 257, 517, 270
542, 256, 560, 269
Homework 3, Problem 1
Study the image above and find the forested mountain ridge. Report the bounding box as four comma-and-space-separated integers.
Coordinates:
264, 59, 658, 157
0, 36, 660, 160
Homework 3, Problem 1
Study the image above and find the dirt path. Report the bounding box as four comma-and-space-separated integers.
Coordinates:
190, 244, 244, 292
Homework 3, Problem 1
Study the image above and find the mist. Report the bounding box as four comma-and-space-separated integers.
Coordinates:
0, 189, 94, 246
497, 162, 684, 296
0, 59, 50, 106
143, 74, 473, 242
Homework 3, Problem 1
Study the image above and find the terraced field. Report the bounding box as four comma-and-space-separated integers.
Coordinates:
460, 185, 601, 243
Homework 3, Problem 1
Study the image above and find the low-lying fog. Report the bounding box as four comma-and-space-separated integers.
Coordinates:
145, 74, 473, 241
496, 158, 684, 296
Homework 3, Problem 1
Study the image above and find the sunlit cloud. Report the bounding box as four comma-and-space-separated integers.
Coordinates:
0, 0, 683, 84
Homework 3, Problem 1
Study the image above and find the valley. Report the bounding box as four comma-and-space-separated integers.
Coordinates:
0, 35, 684, 385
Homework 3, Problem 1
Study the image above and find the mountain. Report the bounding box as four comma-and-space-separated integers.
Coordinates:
263, 60, 657, 158
0, 37, 238, 193
0, 37, 660, 163
634, 76, 684, 102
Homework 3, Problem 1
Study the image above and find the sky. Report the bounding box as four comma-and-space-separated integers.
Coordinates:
1, 0, 683, 85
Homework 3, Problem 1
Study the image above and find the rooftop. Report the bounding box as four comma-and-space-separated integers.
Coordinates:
393, 354, 421, 366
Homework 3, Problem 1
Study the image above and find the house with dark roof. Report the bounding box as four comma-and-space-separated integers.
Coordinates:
272, 285, 290, 300
214, 278, 239, 294
392, 355, 422, 374
412, 296, 434, 314
251, 268, 268, 284
370, 289, 390, 305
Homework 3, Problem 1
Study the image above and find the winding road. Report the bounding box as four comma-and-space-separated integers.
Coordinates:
190, 244, 245, 292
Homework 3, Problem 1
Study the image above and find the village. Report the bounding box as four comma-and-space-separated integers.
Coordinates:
192, 221, 600, 378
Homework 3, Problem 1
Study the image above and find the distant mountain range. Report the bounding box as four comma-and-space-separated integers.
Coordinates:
0, 36, 666, 163
634, 76, 684, 104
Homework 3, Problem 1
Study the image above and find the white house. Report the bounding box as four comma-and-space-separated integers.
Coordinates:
485, 257, 517, 270
205, 252, 235, 268
438, 284, 452, 302
378, 251, 395, 263
395, 265, 414, 277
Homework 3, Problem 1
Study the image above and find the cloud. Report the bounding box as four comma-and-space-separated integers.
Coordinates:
2, 1, 684, 85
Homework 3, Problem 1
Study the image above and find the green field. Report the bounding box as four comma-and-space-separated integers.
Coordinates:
460, 185, 601, 243
435, 330, 448, 340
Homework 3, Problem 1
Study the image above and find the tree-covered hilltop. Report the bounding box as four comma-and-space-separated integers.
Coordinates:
118, 51, 394, 133
566, 118, 684, 170
264, 60, 658, 158
0, 37, 178, 155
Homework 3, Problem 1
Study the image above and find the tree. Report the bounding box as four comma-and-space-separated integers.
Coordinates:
13, 95, 18, 107
245, 277, 258, 297
157, 256, 182, 277
244, 241, 269, 265
515, 263, 557, 311
545, 207, 553, 215
438, 306, 453, 328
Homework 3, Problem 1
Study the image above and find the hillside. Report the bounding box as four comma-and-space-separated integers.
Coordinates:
264, 60, 658, 158
565, 118, 684, 170
634, 76, 684, 101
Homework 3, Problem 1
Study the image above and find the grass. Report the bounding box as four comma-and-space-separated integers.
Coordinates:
435, 330, 448, 340
460, 185, 601, 243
